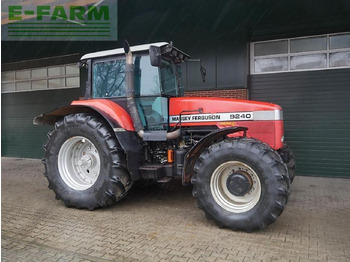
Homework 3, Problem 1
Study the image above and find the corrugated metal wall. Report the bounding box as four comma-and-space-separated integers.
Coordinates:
250, 69, 350, 177
1, 88, 80, 158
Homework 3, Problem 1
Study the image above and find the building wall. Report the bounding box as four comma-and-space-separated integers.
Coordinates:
185, 89, 247, 99
1, 88, 81, 159
250, 68, 350, 178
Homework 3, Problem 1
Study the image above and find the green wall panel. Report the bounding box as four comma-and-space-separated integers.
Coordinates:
1, 88, 80, 159
250, 69, 350, 178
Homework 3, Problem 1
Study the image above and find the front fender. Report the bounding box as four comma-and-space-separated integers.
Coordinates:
182, 127, 248, 185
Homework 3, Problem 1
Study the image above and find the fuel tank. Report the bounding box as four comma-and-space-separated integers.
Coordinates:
169, 97, 284, 150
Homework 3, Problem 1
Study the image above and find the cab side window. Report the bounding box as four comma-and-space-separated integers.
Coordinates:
92, 59, 126, 98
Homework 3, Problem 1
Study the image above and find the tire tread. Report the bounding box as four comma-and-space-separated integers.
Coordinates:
191, 137, 290, 232
43, 113, 132, 210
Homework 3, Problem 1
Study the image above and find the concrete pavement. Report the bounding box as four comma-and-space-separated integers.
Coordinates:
2, 157, 350, 262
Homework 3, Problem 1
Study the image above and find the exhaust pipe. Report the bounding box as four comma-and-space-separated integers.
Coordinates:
124, 41, 144, 138
123, 40, 180, 140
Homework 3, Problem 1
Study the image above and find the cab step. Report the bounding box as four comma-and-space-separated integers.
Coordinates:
139, 164, 173, 180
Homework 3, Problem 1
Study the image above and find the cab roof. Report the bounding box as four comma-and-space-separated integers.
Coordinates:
81, 42, 169, 60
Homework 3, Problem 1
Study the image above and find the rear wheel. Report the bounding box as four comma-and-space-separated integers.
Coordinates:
192, 138, 289, 232
43, 113, 132, 210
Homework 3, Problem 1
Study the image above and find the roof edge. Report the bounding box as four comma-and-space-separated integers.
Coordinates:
81, 42, 169, 60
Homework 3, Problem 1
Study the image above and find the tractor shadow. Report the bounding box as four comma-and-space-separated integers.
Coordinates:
114, 178, 194, 209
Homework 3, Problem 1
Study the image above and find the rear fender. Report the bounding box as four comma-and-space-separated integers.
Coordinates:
33, 99, 143, 181
34, 99, 135, 131
182, 127, 248, 185
71, 99, 135, 131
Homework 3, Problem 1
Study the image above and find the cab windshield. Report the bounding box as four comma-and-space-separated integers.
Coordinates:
92, 55, 183, 99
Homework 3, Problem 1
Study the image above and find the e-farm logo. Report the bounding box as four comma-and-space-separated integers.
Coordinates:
8, 5, 109, 22
3, 0, 118, 41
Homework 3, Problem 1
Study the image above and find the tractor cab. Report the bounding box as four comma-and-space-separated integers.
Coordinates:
80, 42, 189, 131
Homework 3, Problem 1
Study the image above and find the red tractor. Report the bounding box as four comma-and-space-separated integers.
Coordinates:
34, 41, 295, 232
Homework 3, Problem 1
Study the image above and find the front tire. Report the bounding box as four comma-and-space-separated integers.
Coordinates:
278, 144, 296, 183
43, 113, 132, 210
192, 138, 290, 232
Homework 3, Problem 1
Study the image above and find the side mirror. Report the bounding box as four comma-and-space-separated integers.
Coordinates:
149, 46, 162, 67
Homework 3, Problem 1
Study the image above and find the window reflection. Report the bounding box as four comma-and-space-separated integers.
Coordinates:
330, 52, 350, 67
290, 37, 326, 53
1, 63, 79, 93
291, 54, 326, 70
255, 41, 288, 56
252, 33, 350, 74
160, 60, 177, 96
135, 56, 160, 96
330, 34, 350, 49
93, 55, 161, 98
254, 58, 288, 73
93, 59, 126, 98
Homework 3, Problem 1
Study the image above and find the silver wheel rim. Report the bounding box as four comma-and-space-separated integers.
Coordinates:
210, 161, 261, 213
58, 136, 100, 191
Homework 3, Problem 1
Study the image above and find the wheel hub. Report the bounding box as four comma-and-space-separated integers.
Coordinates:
226, 172, 253, 196
58, 136, 100, 191
210, 161, 261, 213
78, 155, 92, 168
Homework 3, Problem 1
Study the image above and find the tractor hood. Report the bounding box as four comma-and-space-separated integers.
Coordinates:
169, 97, 282, 125
168, 97, 284, 150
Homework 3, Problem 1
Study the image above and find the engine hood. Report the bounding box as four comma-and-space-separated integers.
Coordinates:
168, 97, 284, 150
169, 97, 282, 117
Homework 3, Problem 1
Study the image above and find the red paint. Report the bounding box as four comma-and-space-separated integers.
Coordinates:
71, 97, 284, 149
169, 97, 281, 115
169, 97, 284, 150
274, 120, 284, 150
71, 99, 135, 131
218, 120, 284, 150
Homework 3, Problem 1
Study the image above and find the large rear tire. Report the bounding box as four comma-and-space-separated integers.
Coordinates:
43, 113, 132, 210
191, 138, 290, 232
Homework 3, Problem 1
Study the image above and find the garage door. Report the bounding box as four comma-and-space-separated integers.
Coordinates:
2, 89, 81, 159
250, 68, 350, 178
1, 62, 81, 159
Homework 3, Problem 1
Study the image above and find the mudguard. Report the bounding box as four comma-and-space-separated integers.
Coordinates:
34, 99, 134, 131
182, 127, 248, 185
71, 99, 135, 131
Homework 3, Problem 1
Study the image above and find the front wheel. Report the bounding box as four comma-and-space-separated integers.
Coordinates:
43, 113, 132, 210
278, 144, 296, 183
192, 138, 290, 232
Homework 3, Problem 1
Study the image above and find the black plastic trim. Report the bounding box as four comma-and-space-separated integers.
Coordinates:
182, 127, 248, 185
